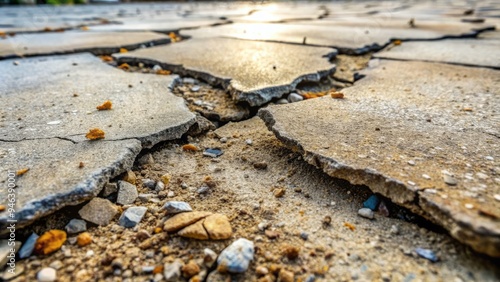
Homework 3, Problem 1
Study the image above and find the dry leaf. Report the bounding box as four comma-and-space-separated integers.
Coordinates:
16, 168, 29, 176
96, 100, 112, 111
330, 91, 344, 99
182, 144, 199, 151
156, 70, 171, 75
34, 230, 67, 255
343, 222, 356, 231
86, 128, 105, 140
393, 39, 402, 45
168, 32, 181, 42
100, 55, 114, 62
118, 63, 130, 70
77, 232, 92, 247
302, 91, 327, 99
119, 48, 128, 53
0, 205, 5, 212
81, 26, 89, 31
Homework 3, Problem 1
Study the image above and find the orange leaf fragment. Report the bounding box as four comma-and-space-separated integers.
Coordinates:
462, 107, 473, 112
96, 100, 112, 111
0, 205, 5, 212
43, 27, 52, 32
119, 48, 128, 53
168, 32, 181, 42
156, 69, 171, 75
302, 91, 327, 99
118, 63, 130, 70
182, 144, 199, 151
153, 265, 164, 274
393, 39, 402, 45
16, 168, 29, 176
86, 128, 105, 140
100, 55, 114, 62
330, 91, 344, 99
81, 26, 89, 31
343, 222, 356, 231
35, 230, 67, 255
77, 232, 92, 247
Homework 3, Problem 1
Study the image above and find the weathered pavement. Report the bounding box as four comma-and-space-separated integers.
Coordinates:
0, 0, 499, 281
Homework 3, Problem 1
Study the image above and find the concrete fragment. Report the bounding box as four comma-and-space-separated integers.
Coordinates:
203, 214, 232, 240
65, 219, 87, 234
217, 238, 254, 273
115, 38, 336, 106
358, 208, 375, 220
102, 183, 118, 197
119, 206, 148, 228
117, 181, 138, 205
0, 31, 170, 59
164, 211, 212, 232
258, 60, 500, 257
164, 259, 183, 282
79, 198, 118, 226
163, 201, 193, 214
18, 233, 38, 259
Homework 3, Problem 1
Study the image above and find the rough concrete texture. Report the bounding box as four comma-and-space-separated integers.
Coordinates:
115, 37, 336, 106
0, 138, 141, 233
182, 18, 492, 54
375, 39, 500, 68
87, 18, 230, 33
0, 53, 196, 233
259, 60, 500, 257
0, 53, 195, 146
0, 31, 170, 59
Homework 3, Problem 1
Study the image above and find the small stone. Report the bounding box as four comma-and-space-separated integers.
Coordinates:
390, 225, 399, 235
49, 260, 63, 270
245, 139, 253, 145
358, 208, 374, 219
167, 191, 176, 198
274, 188, 286, 198
76, 232, 92, 247
415, 248, 438, 262
163, 201, 192, 214
300, 232, 308, 240
485, 156, 494, 161
494, 194, 500, 202
123, 170, 137, 185
363, 194, 380, 211
183, 77, 196, 84
37, 267, 56, 282
275, 98, 289, 104
103, 182, 118, 197
142, 178, 156, 189
265, 230, 279, 239
191, 85, 201, 92
408, 181, 416, 186
422, 174, 431, 180
181, 182, 188, 189
117, 180, 138, 205
203, 148, 224, 158
258, 221, 270, 231
278, 269, 295, 282
322, 216, 331, 227
288, 93, 303, 103
203, 248, 218, 268
1, 264, 24, 280
119, 206, 148, 228
178, 219, 209, 240
220, 137, 228, 143
155, 181, 165, 191
138, 193, 156, 202
217, 238, 254, 273
138, 153, 155, 165
408, 160, 415, 166
377, 200, 390, 217
164, 259, 183, 281
182, 260, 200, 278
203, 214, 233, 240
65, 219, 87, 234
282, 245, 300, 260
19, 233, 39, 259
197, 185, 210, 194
164, 211, 212, 232
464, 203, 474, 209
79, 198, 118, 226
152, 65, 162, 71
136, 229, 151, 241
85, 250, 94, 257
253, 162, 268, 170
256, 266, 269, 276
443, 174, 458, 186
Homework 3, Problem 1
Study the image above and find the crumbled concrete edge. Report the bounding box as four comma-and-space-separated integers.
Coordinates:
258, 108, 500, 258
116, 51, 337, 107
0, 139, 142, 235
0, 38, 171, 60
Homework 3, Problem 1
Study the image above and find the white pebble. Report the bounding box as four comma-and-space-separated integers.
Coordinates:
422, 174, 431, 180
407, 181, 416, 186
167, 191, 175, 198
287, 93, 303, 103
37, 267, 56, 282
245, 139, 253, 145
494, 194, 500, 202
152, 65, 162, 71
485, 156, 494, 161
465, 203, 474, 209
357, 208, 374, 219
408, 160, 415, 166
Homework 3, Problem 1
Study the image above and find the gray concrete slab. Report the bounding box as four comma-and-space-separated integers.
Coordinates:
0, 30, 170, 59
0, 53, 195, 146
115, 37, 336, 106
87, 18, 230, 33
182, 17, 492, 54
259, 60, 500, 257
0, 138, 141, 233
374, 39, 500, 68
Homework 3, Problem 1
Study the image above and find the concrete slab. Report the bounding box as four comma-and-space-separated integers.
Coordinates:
0, 53, 196, 232
259, 60, 500, 257
0, 30, 170, 59
375, 39, 500, 68
0, 139, 140, 233
87, 18, 230, 33
0, 53, 195, 146
115, 37, 336, 106
182, 18, 492, 54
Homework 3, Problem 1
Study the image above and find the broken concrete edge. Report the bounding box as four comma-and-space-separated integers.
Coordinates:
257, 108, 500, 258
372, 56, 500, 70
154, 20, 234, 34
0, 139, 142, 236
0, 21, 122, 35
116, 50, 337, 107
0, 38, 171, 61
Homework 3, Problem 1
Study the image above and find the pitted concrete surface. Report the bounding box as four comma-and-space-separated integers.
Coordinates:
0, 139, 141, 233
115, 37, 337, 106
375, 39, 500, 68
0, 31, 170, 59
0, 53, 195, 146
87, 18, 230, 33
259, 60, 500, 257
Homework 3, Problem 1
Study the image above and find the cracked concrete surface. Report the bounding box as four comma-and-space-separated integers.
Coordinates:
375, 38, 500, 68
0, 31, 170, 59
0, 53, 195, 231
259, 59, 500, 257
114, 37, 337, 106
